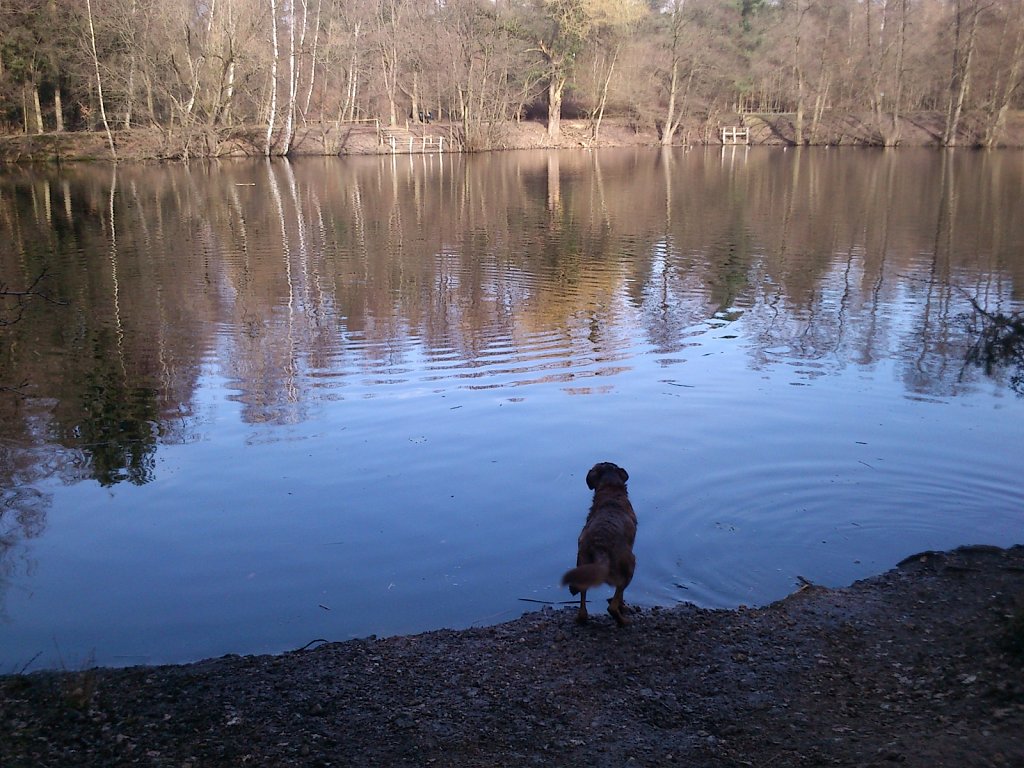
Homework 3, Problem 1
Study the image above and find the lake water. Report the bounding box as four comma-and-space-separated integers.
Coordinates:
1, 148, 1022, 671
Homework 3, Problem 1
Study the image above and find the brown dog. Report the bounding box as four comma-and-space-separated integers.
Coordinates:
561, 462, 637, 626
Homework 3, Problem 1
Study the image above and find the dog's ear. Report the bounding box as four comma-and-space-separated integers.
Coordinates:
586, 465, 599, 489
617, 466, 629, 484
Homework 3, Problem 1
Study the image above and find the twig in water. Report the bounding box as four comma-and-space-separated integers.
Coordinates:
16, 651, 43, 675
517, 597, 580, 606
294, 638, 331, 652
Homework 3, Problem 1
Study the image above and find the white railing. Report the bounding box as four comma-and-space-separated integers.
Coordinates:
387, 135, 446, 153
721, 127, 749, 145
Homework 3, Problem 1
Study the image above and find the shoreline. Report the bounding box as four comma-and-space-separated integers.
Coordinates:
3, 544, 1022, 767
2, 112, 1024, 163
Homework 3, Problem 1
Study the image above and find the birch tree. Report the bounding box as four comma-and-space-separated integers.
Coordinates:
943, 0, 984, 147
84, 0, 116, 158
280, 0, 301, 151
301, 0, 324, 119
265, 0, 279, 155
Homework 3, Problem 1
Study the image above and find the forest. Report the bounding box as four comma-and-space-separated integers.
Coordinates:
1, 0, 1022, 156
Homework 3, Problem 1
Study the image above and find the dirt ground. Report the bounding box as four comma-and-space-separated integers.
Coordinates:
2, 544, 1022, 767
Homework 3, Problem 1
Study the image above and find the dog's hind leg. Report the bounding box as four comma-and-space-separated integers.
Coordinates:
576, 589, 589, 624
607, 586, 628, 627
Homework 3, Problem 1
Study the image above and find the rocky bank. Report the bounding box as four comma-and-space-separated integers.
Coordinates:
2, 544, 1023, 767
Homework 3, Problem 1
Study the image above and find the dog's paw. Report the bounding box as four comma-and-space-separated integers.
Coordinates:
608, 607, 629, 627
607, 598, 632, 613
606, 599, 630, 627
575, 610, 589, 625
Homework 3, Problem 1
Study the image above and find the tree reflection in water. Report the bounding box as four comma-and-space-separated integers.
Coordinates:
1, 149, 1023, 630
962, 300, 1024, 396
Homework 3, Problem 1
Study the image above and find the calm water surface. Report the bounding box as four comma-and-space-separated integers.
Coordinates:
1, 148, 1022, 670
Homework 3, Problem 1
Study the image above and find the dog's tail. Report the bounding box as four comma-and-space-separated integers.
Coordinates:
561, 560, 609, 595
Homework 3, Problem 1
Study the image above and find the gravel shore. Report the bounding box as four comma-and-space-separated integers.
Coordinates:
3, 544, 1023, 767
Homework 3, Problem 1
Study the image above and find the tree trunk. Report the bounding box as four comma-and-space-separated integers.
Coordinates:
124, 62, 135, 129
224, 59, 236, 124
290, 0, 307, 130
377, 0, 401, 128
591, 46, 619, 141
547, 75, 563, 140
54, 87, 65, 132
810, 77, 830, 144
662, 60, 678, 146
792, 2, 807, 146
224, 0, 237, 125
213, 49, 236, 126
944, 0, 981, 147
794, 80, 804, 145
85, 0, 116, 160
303, 0, 323, 119
32, 84, 44, 134
410, 70, 421, 123
983, 4, 1024, 148
281, 0, 298, 153
265, 0, 279, 156
123, 0, 139, 129
809, 6, 833, 145
384, 52, 398, 126
885, 0, 908, 147
661, 1, 687, 146
210, 0, 236, 126
145, 73, 157, 126
342, 21, 361, 122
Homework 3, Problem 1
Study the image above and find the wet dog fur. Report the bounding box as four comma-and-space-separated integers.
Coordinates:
561, 462, 637, 626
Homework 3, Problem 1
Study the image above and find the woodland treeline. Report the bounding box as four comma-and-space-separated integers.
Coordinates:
1, 0, 1023, 156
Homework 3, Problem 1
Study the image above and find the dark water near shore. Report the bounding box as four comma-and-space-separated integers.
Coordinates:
1, 148, 1022, 671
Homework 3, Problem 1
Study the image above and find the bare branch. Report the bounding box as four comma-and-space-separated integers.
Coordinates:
0, 269, 68, 328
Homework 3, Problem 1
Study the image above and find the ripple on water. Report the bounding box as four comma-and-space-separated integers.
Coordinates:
636, 444, 1022, 610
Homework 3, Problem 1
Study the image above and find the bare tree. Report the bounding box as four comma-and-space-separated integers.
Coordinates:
572, 1, 642, 140
302, 0, 324, 120
865, 0, 910, 146
84, 0, 116, 158
2, 0, 1021, 151
807, 1, 837, 144
943, 0, 986, 147
981, 0, 1024, 147
281, 0, 302, 151
265, 0, 279, 155
655, 0, 693, 146
532, 0, 594, 140
374, 0, 407, 126
441, 0, 538, 149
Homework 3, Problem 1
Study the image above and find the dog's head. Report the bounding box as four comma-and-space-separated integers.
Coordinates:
586, 462, 629, 490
